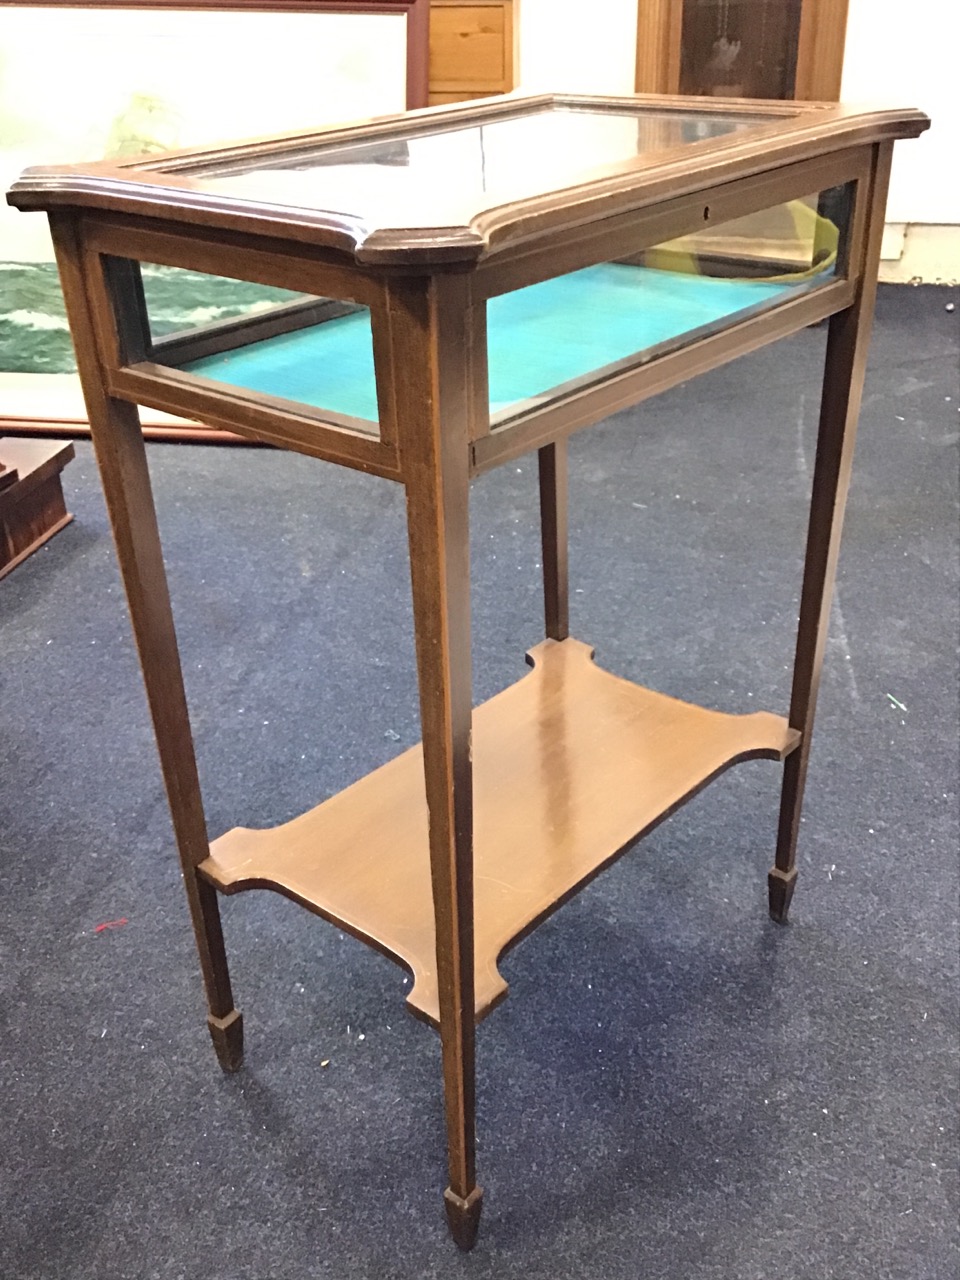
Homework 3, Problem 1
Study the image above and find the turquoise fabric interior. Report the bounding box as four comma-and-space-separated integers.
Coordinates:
181, 263, 807, 424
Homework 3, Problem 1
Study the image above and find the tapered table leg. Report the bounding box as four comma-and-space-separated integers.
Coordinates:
539, 439, 570, 642
771, 144, 894, 922
50, 215, 242, 1069
387, 274, 482, 1248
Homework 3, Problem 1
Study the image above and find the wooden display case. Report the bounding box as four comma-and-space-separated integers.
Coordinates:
7, 91, 928, 1249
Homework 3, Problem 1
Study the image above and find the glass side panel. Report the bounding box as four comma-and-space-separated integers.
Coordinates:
486, 266, 793, 415
188, 105, 779, 226
489, 184, 850, 421
138, 185, 848, 432
680, 0, 803, 100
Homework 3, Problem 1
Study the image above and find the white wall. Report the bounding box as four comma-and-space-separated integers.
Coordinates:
840, 0, 957, 225
518, 0, 638, 96
516, 0, 956, 226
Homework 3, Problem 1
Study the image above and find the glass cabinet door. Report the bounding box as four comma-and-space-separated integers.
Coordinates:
679, 0, 803, 100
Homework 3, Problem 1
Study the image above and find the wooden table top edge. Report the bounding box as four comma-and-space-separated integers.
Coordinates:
6, 96, 929, 267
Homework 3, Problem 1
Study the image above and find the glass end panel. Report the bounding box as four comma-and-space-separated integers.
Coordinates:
141, 265, 301, 338
140, 266, 380, 432
489, 184, 851, 422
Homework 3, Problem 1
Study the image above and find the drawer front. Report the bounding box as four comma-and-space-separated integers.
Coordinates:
429, 2, 512, 93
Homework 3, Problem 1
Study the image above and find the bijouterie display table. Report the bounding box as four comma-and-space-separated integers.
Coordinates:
7, 93, 928, 1248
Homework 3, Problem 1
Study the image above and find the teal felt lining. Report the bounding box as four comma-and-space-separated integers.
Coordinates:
181, 263, 818, 423
184, 308, 380, 423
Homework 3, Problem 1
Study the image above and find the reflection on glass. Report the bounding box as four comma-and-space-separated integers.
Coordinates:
136, 186, 848, 432
189, 106, 775, 228
680, 0, 803, 100
141, 265, 379, 430
488, 185, 848, 420
141, 265, 301, 338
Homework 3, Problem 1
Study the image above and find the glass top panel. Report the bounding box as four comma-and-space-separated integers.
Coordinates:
187, 105, 779, 225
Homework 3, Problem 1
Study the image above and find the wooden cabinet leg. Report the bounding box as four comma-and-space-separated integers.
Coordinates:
771, 144, 893, 922
388, 274, 482, 1248
87, 395, 243, 1068
538, 439, 570, 642
51, 216, 242, 1068
405, 456, 480, 1245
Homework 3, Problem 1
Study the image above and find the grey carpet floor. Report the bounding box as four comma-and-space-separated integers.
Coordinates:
1, 283, 957, 1279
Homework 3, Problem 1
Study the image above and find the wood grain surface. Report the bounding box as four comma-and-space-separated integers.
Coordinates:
0, 437, 74, 580
201, 638, 800, 1026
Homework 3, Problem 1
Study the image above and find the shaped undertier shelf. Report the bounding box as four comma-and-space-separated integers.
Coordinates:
200, 638, 800, 1026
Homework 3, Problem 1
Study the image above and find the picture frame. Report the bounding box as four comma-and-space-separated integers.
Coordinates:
0, 0, 428, 440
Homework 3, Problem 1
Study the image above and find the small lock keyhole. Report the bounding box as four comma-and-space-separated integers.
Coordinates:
703, 205, 711, 221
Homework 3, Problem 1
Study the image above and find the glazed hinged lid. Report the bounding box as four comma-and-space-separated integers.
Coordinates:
7, 94, 929, 265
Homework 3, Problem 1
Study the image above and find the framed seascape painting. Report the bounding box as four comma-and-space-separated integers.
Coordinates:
0, 0, 425, 438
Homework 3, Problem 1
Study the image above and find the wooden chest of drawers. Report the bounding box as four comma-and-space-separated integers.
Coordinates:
429, 0, 516, 104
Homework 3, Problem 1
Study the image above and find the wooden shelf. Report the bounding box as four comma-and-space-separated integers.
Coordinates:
201, 637, 799, 1026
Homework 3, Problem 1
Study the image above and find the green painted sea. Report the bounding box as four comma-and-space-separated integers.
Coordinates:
0, 261, 300, 373
3, 259, 803, 423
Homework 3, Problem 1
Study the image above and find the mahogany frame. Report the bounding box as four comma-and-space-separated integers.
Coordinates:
7, 93, 928, 1250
